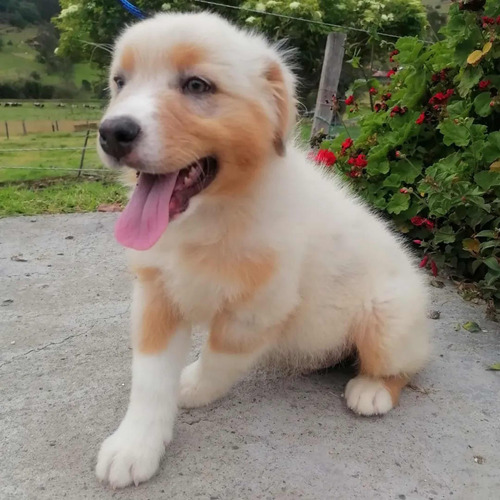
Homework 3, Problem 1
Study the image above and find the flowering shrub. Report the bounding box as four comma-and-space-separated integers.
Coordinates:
320, 0, 500, 300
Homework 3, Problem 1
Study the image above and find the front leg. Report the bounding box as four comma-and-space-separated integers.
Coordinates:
179, 309, 275, 408
96, 268, 190, 488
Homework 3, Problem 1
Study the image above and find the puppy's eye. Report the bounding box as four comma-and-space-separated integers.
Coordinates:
114, 76, 125, 90
182, 77, 212, 95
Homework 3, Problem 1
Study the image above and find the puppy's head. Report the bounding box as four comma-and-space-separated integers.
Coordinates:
98, 12, 296, 250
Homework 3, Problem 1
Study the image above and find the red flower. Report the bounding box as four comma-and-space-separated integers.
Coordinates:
413, 239, 422, 245
424, 220, 435, 230
411, 216, 425, 226
482, 16, 495, 25
400, 187, 408, 194
341, 137, 353, 154
387, 69, 396, 78
389, 49, 399, 63
479, 79, 492, 90
369, 87, 378, 96
416, 112, 426, 125
395, 151, 402, 159
347, 169, 362, 178
445, 89, 454, 98
432, 73, 440, 82
497, 15, 500, 24
345, 95, 355, 105
314, 149, 337, 166
430, 260, 438, 277
354, 154, 368, 168
382, 92, 392, 101
419, 255, 429, 268
374, 103, 382, 112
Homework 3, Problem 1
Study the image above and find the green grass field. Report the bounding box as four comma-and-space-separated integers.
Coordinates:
1, 101, 104, 121
0, 127, 127, 217
0, 24, 100, 93
0, 113, 313, 217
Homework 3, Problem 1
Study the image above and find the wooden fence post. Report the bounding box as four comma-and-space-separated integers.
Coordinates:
22, 120, 27, 135
55, 120, 59, 132
77, 129, 91, 178
311, 32, 347, 140
4, 121, 9, 140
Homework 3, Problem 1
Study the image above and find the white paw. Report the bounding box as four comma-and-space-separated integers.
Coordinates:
178, 360, 226, 409
95, 421, 169, 488
344, 375, 394, 416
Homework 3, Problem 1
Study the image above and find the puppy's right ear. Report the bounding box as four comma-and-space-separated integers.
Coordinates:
265, 61, 294, 156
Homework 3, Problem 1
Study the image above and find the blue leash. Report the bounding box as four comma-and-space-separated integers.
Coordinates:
117, 0, 147, 19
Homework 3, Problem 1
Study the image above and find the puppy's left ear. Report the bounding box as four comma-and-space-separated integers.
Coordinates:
265, 62, 293, 157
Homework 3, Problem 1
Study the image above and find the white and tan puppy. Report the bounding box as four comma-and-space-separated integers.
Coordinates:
96, 12, 429, 488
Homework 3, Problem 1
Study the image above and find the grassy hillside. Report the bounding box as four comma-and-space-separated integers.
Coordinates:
0, 24, 100, 96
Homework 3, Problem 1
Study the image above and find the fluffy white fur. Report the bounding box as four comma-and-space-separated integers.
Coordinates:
96, 12, 430, 488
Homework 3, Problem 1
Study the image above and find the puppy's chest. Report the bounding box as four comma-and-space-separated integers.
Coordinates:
160, 251, 242, 322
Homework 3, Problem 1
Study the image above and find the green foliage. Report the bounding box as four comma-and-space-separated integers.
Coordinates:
322, 0, 500, 300
54, 0, 427, 96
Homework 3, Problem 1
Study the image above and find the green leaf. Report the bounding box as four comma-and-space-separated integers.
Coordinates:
438, 119, 471, 147
474, 93, 493, 117
456, 66, 483, 97
391, 161, 422, 183
462, 321, 481, 333
386, 192, 410, 215
395, 37, 424, 64
483, 132, 500, 163
434, 226, 456, 244
366, 158, 390, 176
474, 171, 500, 190
475, 230, 497, 238
382, 174, 403, 188
487, 363, 500, 371
484, 257, 500, 272
447, 100, 472, 118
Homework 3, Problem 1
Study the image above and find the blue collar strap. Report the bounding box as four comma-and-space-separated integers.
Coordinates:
117, 0, 147, 19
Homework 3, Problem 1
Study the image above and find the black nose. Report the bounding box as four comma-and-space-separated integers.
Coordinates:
99, 117, 141, 160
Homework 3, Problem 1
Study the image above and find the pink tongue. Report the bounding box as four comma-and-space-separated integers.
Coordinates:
115, 172, 179, 250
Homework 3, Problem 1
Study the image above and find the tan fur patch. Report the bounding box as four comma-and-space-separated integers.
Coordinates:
352, 308, 389, 377
383, 375, 409, 405
265, 62, 290, 156
157, 93, 273, 199
208, 309, 281, 354
182, 245, 276, 297
135, 267, 181, 354
168, 44, 205, 70
120, 47, 135, 73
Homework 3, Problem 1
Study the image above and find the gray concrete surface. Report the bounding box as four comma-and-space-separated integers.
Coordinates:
1, 213, 499, 500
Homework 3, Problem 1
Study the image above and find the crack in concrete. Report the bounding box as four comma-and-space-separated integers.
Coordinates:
0, 308, 129, 369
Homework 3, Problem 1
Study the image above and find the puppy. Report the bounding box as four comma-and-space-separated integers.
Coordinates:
96, 12, 429, 488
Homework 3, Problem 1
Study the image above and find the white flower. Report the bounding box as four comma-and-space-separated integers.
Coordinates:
54, 47, 59, 55
59, 4, 79, 18
255, 2, 266, 11
161, 3, 171, 10
266, 0, 278, 7
289, 1, 300, 9
246, 16, 256, 24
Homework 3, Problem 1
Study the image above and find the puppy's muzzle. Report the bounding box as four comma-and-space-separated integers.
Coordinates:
99, 116, 141, 160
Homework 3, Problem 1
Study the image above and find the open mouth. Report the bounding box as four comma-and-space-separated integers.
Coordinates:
115, 157, 218, 251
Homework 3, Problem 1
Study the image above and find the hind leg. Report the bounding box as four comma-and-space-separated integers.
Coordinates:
345, 288, 429, 416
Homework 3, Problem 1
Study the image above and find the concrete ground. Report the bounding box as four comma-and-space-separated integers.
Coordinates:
1, 213, 499, 500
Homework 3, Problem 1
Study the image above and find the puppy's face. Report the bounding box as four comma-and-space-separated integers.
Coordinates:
98, 14, 296, 250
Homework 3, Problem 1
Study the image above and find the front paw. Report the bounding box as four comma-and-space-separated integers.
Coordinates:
178, 360, 227, 409
96, 421, 170, 488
